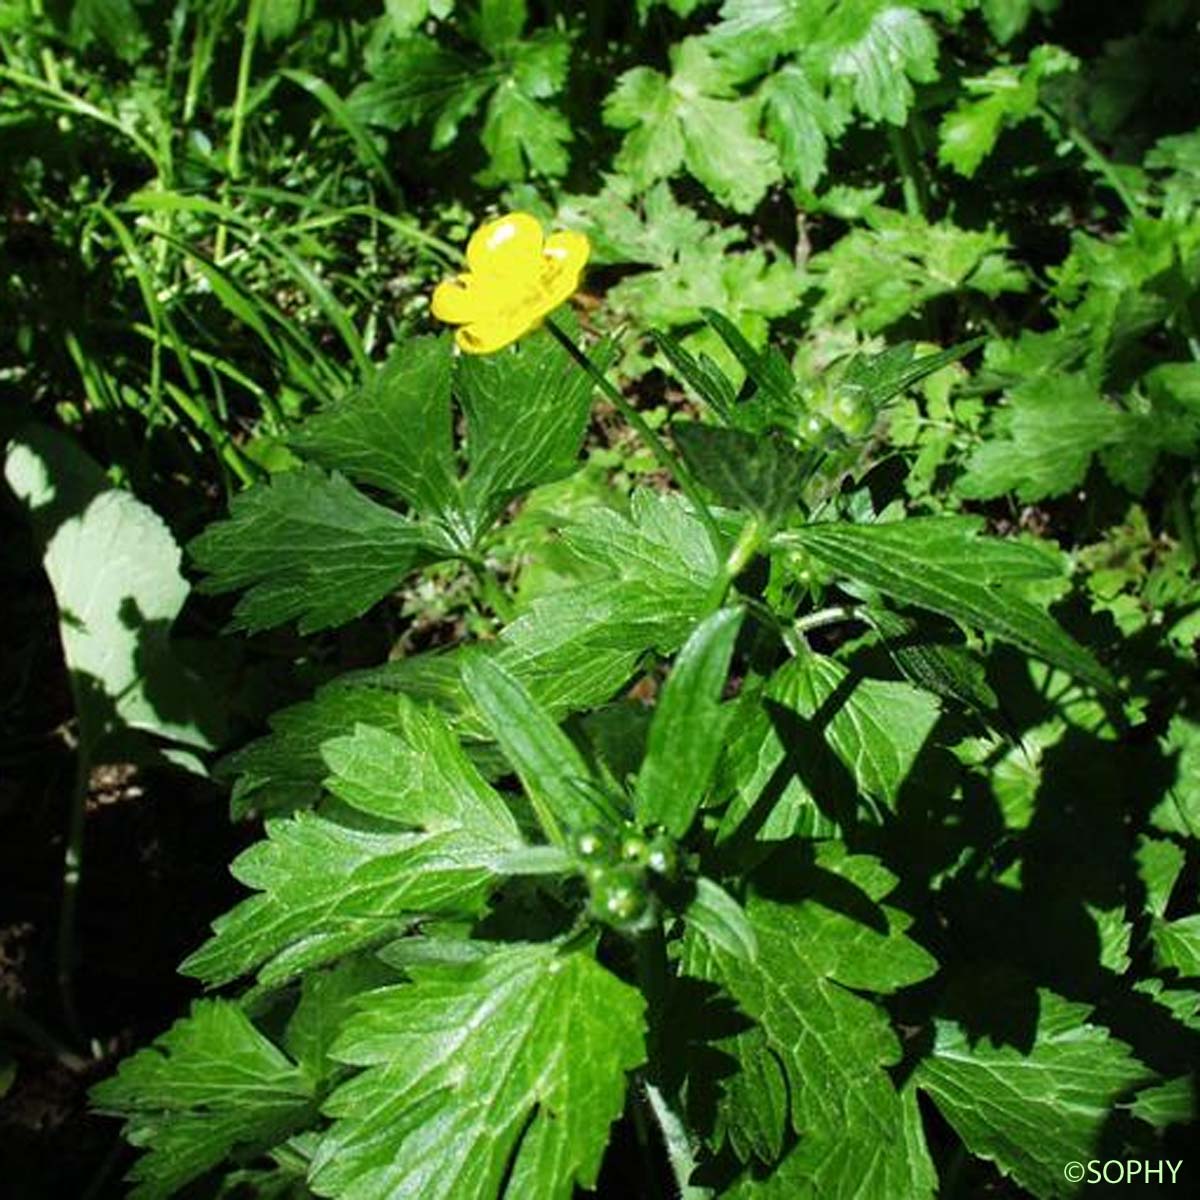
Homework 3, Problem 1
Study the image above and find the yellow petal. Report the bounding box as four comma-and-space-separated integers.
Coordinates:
456, 308, 540, 354
466, 212, 545, 279
542, 229, 590, 276
431, 275, 487, 324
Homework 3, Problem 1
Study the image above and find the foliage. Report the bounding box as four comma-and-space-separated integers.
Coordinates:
2, 1, 1199, 1199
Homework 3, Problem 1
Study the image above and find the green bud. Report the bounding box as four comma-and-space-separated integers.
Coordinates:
572, 827, 611, 862
646, 835, 678, 879
830, 390, 874, 436
587, 865, 650, 930
620, 835, 650, 865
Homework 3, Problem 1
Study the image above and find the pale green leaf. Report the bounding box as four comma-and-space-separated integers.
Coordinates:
604, 39, 780, 212
6, 424, 223, 752
957, 374, 1129, 502
938, 46, 1077, 177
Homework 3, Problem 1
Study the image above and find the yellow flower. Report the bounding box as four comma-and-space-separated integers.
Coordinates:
431, 212, 590, 354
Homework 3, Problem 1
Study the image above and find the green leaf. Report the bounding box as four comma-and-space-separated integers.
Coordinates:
864, 607, 998, 717
284, 957, 397, 1088
190, 466, 450, 634
783, 517, 1114, 691
461, 653, 601, 845
221, 684, 461, 818
672, 423, 804, 524
221, 492, 723, 817
68, 0, 144, 61
1152, 914, 1200, 977
477, 65, 573, 183
1127, 1076, 1195, 1129
652, 326, 739, 423
349, 37, 488, 135
916, 990, 1155, 1198
91, 1000, 314, 1200
805, 207, 1027, 332
261, 0, 310, 44
456, 324, 606, 537
724, 1085, 933, 1197
1151, 715, 1200, 838
349, 21, 572, 184
712, 0, 939, 127
5, 424, 223, 753
836, 337, 985, 410
320, 709, 521, 847
289, 336, 459, 519
184, 711, 522, 987
684, 877, 758, 964
636, 607, 744, 836
957, 374, 1129, 502
825, 1, 938, 125
717, 651, 941, 842
682, 845, 937, 1197
1135, 835, 1185, 919
979, 0, 1061, 45
701, 307, 795, 409
938, 46, 1077, 177
760, 63, 841, 190
604, 38, 781, 213
310, 944, 645, 1200
709, 1028, 788, 1164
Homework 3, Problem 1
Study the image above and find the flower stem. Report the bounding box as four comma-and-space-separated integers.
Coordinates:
545, 318, 724, 556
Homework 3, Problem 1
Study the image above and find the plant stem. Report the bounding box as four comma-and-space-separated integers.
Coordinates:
794, 604, 861, 635
467, 557, 516, 624
702, 516, 763, 613
215, 0, 264, 262
56, 745, 90, 1045
545, 319, 724, 556
887, 124, 929, 220
0, 997, 87, 1070
1039, 103, 1144, 219
644, 1083, 711, 1200
632, 920, 711, 1198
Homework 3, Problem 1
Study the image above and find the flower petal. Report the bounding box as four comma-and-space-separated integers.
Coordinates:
456, 313, 537, 355
431, 274, 490, 325
542, 229, 590, 276
466, 212, 545, 279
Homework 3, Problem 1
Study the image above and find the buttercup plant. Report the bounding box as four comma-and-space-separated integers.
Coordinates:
2, 1, 1196, 1194
88, 197, 1190, 1200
